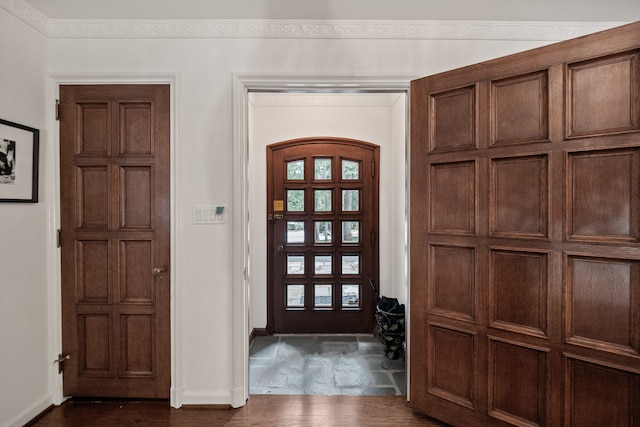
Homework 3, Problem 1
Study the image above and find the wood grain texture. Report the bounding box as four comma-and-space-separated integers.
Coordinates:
29, 396, 449, 427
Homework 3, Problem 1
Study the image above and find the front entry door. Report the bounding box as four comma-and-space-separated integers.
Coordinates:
59, 84, 170, 398
410, 23, 640, 426
267, 138, 379, 333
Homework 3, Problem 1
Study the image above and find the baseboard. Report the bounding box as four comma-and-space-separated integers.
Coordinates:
250, 328, 269, 344
3, 394, 52, 427
170, 387, 183, 408
181, 389, 232, 406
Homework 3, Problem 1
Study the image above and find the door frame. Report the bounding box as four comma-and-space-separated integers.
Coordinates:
232, 74, 413, 407
46, 73, 179, 407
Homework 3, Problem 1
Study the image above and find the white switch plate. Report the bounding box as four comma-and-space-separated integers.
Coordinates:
193, 205, 226, 224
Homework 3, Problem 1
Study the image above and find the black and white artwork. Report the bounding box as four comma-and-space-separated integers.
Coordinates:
0, 138, 16, 182
0, 119, 39, 202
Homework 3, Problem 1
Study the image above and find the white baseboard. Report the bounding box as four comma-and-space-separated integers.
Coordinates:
180, 389, 232, 406
2, 393, 52, 427
231, 386, 248, 409
170, 387, 183, 408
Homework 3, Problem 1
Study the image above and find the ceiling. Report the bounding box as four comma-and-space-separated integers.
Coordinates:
21, 0, 640, 22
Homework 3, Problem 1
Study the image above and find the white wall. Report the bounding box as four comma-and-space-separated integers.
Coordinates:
46, 35, 550, 406
1, 5, 623, 419
0, 9, 51, 427
248, 92, 407, 330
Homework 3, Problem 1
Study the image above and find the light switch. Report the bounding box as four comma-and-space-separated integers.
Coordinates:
193, 205, 226, 224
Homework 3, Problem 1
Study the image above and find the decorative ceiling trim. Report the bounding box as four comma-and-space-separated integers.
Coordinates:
0, 0, 624, 41
0, 0, 48, 35
45, 19, 622, 40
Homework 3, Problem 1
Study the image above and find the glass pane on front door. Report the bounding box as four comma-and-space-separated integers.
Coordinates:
287, 189, 304, 211
314, 284, 332, 307
314, 254, 332, 275
314, 158, 332, 180
287, 160, 304, 180
342, 254, 359, 275
342, 221, 359, 243
314, 221, 332, 243
314, 189, 332, 212
287, 221, 305, 243
342, 160, 359, 180
287, 254, 304, 274
287, 284, 304, 307
342, 189, 359, 211
342, 284, 360, 307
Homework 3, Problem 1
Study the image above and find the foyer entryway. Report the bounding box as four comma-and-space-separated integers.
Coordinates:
249, 335, 406, 395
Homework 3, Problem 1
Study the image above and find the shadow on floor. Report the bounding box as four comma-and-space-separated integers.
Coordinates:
249, 334, 406, 396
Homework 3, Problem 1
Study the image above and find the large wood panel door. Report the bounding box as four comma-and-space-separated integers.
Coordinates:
59, 84, 170, 398
410, 22, 640, 426
267, 138, 379, 333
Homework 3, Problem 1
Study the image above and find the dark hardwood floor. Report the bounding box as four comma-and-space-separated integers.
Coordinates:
30, 395, 449, 426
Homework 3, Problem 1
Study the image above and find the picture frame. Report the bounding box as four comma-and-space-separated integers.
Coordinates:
0, 118, 39, 203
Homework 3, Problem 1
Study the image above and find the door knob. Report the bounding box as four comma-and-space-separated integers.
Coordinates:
152, 266, 167, 276
277, 244, 285, 252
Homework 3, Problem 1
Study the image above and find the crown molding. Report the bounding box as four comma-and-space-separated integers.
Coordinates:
0, 0, 48, 35
46, 19, 623, 41
0, 0, 624, 41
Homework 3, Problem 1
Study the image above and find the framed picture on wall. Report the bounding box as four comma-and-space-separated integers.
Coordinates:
0, 118, 39, 203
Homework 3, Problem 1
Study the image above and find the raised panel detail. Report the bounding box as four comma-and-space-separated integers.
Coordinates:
77, 240, 110, 304
429, 244, 475, 321
490, 248, 549, 337
120, 166, 153, 229
121, 314, 154, 377
119, 102, 153, 156
430, 85, 477, 152
567, 51, 640, 138
491, 155, 548, 238
491, 71, 549, 145
429, 324, 476, 409
567, 148, 639, 243
77, 166, 109, 229
430, 161, 476, 234
76, 102, 109, 156
565, 254, 639, 356
565, 355, 640, 427
489, 338, 548, 426
119, 240, 153, 304
78, 314, 112, 377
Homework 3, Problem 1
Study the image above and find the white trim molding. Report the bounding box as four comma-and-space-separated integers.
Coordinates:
231, 73, 411, 409
0, 1, 625, 41
45, 19, 626, 41
0, 0, 48, 35
249, 92, 404, 108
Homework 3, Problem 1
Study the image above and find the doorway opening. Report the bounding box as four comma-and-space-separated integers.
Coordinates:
234, 78, 410, 401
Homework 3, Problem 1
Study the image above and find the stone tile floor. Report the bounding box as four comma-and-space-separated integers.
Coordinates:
249, 334, 406, 396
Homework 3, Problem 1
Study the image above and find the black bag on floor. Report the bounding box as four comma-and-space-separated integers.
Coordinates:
376, 296, 405, 361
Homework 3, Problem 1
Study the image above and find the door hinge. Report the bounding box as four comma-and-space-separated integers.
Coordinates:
56, 229, 61, 248
372, 161, 375, 177
55, 99, 60, 120
371, 231, 376, 247
54, 353, 70, 374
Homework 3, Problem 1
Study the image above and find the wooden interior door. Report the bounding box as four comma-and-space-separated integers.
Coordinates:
267, 137, 379, 333
410, 22, 640, 426
59, 84, 170, 398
